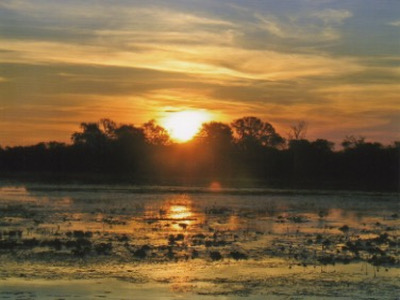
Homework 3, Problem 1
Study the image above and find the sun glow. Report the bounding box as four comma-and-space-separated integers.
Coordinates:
162, 110, 211, 142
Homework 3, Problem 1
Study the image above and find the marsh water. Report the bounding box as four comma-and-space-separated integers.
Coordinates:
0, 184, 398, 299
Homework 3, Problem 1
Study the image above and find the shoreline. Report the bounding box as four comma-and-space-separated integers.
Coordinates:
0, 172, 398, 194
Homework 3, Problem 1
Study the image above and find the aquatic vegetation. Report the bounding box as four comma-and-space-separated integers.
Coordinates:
0, 185, 398, 298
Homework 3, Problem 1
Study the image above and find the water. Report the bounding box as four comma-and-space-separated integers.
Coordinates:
0, 184, 398, 299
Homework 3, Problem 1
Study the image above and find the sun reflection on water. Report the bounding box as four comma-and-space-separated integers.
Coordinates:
168, 205, 192, 220
165, 200, 197, 230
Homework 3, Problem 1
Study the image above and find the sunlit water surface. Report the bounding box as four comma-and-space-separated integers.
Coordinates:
0, 184, 398, 299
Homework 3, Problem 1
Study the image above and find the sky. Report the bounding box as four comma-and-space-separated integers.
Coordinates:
0, 0, 399, 146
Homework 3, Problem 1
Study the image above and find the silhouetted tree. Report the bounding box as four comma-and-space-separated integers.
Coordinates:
341, 135, 365, 150
193, 122, 235, 178
114, 125, 145, 145
46, 141, 67, 149
288, 139, 313, 181
99, 118, 117, 139
231, 117, 284, 149
113, 124, 147, 173
70, 122, 112, 171
286, 138, 336, 187
71, 122, 107, 148
229, 117, 284, 180
311, 139, 334, 152
0, 117, 397, 191
288, 120, 308, 141
196, 122, 233, 146
310, 139, 335, 181
142, 120, 171, 146
337, 137, 399, 190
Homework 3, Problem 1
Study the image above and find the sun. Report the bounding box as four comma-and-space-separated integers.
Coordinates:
162, 110, 211, 142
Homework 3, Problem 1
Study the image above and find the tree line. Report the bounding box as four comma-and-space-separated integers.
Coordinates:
0, 117, 398, 191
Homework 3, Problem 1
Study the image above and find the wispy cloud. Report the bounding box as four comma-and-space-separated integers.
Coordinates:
313, 9, 352, 24
0, 37, 365, 85
388, 20, 400, 27
255, 9, 352, 42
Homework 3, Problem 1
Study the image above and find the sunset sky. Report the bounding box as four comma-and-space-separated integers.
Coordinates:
0, 0, 399, 146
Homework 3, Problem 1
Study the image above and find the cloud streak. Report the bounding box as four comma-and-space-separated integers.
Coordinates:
255, 8, 352, 42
